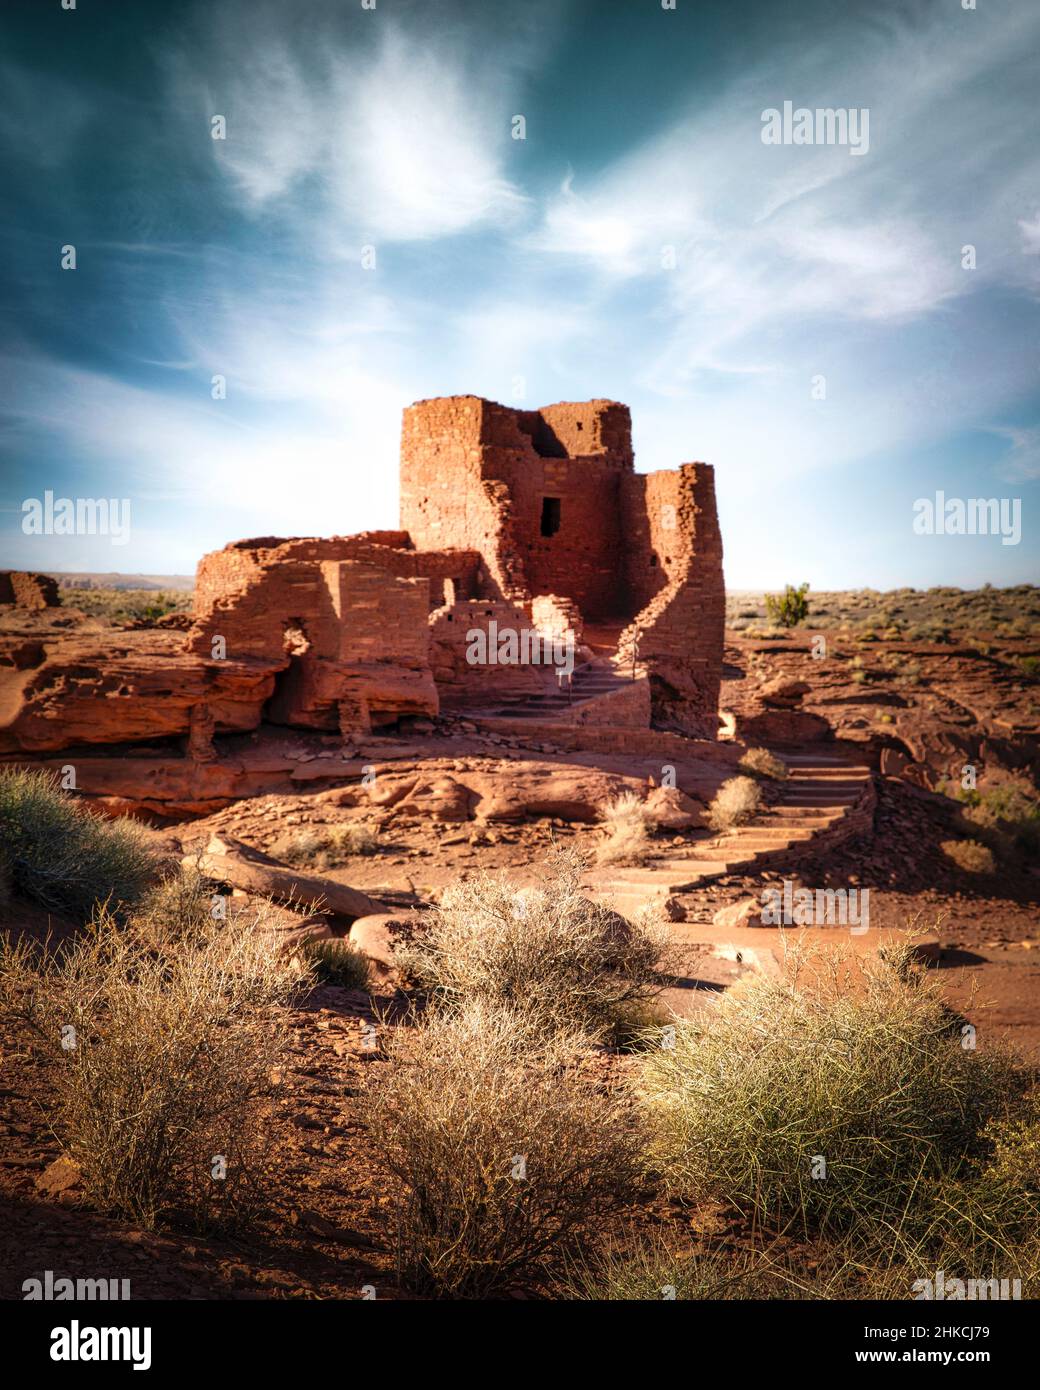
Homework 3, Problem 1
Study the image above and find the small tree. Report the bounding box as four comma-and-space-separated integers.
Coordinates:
765, 583, 810, 628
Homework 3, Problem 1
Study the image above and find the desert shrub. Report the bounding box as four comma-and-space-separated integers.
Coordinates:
940, 839, 996, 875
366, 1000, 645, 1297
596, 791, 652, 865
396, 849, 664, 1039
0, 768, 156, 921
1016, 655, 1039, 681
637, 942, 1023, 1237
268, 821, 379, 870
0, 891, 305, 1230
131, 867, 223, 946
562, 1235, 792, 1301
764, 583, 810, 628
961, 782, 1040, 859
706, 775, 761, 831
738, 747, 788, 780
899, 661, 922, 687
307, 937, 370, 991
58, 587, 193, 624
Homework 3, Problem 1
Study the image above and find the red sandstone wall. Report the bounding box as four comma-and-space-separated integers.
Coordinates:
0, 572, 60, 609
400, 397, 530, 602
428, 599, 549, 708
618, 464, 725, 735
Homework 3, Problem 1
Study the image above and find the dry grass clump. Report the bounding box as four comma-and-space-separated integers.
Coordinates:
940, 838, 996, 875
705, 775, 762, 831
0, 768, 156, 921
268, 821, 379, 869
306, 937, 370, 991
738, 747, 788, 780
396, 849, 665, 1039
637, 941, 1023, 1237
596, 791, 653, 865
0, 875, 306, 1230
366, 1000, 645, 1298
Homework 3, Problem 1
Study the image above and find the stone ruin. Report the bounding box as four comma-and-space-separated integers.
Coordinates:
0, 396, 725, 761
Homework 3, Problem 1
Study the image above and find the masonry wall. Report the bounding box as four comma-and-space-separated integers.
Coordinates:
618, 464, 725, 735
400, 398, 529, 602
428, 599, 549, 709
401, 396, 636, 618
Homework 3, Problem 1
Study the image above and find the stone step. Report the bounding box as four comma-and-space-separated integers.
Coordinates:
590, 862, 727, 888
782, 793, 861, 805
713, 828, 818, 843
783, 776, 869, 788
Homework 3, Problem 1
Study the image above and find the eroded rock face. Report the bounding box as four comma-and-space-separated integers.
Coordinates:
0, 612, 280, 754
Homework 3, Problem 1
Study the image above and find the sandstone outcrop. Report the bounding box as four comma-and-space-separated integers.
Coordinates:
184, 834, 382, 920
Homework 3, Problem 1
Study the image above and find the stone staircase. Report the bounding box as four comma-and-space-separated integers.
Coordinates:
478, 658, 636, 720
583, 754, 876, 921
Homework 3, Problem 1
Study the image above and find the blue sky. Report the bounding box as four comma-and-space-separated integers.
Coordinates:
0, 0, 1037, 587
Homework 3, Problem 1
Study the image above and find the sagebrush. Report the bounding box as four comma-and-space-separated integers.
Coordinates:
0, 876, 306, 1230
0, 768, 156, 921
637, 941, 1024, 1238
706, 775, 761, 831
396, 849, 665, 1038
366, 1000, 645, 1297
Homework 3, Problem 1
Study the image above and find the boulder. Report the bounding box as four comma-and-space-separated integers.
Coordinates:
348, 912, 416, 972
36, 1156, 82, 1196
758, 676, 811, 708
712, 897, 766, 930
643, 785, 704, 830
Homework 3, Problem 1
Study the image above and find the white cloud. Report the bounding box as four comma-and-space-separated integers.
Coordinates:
989, 425, 1040, 482
530, 2, 1040, 364
173, 6, 536, 245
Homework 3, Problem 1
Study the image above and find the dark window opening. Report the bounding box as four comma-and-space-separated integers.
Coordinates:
649, 552, 658, 568
540, 496, 562, 537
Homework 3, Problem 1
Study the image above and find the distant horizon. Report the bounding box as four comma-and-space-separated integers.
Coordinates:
34, 567, 1038, 598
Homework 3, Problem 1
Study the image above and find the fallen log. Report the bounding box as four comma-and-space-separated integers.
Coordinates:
182, 833, 383, 921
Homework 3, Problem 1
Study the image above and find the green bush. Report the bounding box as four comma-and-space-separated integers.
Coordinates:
764, 583, 810, 628
637, 942, 1023, 1237
0, 769, 156, 921
306, 938, 370, 991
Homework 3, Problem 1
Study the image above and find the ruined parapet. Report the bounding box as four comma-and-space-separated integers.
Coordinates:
0, 571, 60, 609
618, 464, 725, 735
428, 599, 548, 708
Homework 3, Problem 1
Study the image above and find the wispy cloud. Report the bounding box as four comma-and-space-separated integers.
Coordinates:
171, 2, 542, 246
